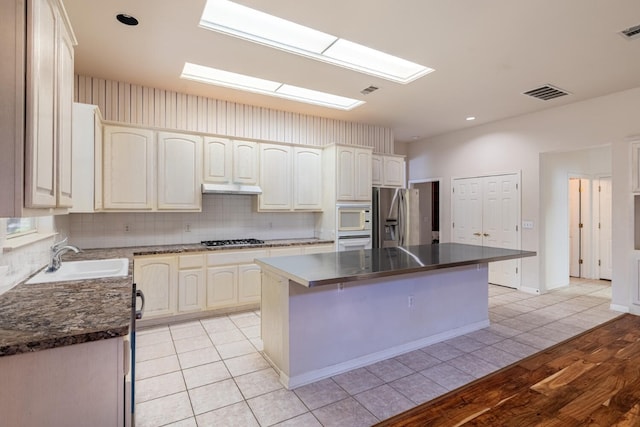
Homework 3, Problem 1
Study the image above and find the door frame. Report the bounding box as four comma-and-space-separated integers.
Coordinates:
593, 174, 612, 280
408, 177, 443, 244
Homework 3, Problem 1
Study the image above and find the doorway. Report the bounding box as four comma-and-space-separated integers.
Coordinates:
409, 180, 440, 245
568, 175, 612, 280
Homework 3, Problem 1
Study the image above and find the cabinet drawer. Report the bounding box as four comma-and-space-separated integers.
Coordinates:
207, 249, 268, 266
179, 254, 204, 269
303, 244, 335, 254
269, 247, 303, 257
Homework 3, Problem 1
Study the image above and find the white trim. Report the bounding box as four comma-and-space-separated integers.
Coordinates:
2, 232, 56, 253
275, 319, 489, 389
610, 303, 629, 313
519, 286, 541, 295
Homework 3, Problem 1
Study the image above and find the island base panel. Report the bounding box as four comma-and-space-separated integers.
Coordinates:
261, 263, 490, 389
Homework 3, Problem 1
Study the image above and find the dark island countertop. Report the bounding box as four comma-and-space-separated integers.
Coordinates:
256, 243, 536, 287
0, 238, 332, 357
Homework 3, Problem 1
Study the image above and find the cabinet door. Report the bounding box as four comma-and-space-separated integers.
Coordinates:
233, 140, 259, 184
103, 126, 155, 210
336, 147, 355, 201
178, 269, 205, 313
293, 147, 322, 210
134, 256, 177, 318
94, 109, 103, 210
206, 266, 238, 309
203, 137, 232, 183
383, 156, 405, 187
56, 17, 74, 207
354, 148, 372, 201
259, 144, 292, 210
24, 0, 58, 208
303, 244, 336, 254
157, 132, 202, 210
69, 104, 99, 213
238, 264, 262, 304
371, 155, 383, 186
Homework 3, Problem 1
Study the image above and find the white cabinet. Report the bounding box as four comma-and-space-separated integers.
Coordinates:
238, 264, 262, 304
103, 126, 155, 210
293, 147, 322, 210
134, 255, 177, 319
206, 266, 238, 309
103, 127, 202, 211
303, 244, 335, 254
178, 254, 205, 313
69, 103, 103, 212
206, 249, 268, 309
1, 0, 76, 217
157, 132, 202, 210
203, 137, 258, 184
372, 154, 406, 188
336, 146, 372, 202
0, 338, 125, 427
259, 143, 293, 210
259, 143, 322, 211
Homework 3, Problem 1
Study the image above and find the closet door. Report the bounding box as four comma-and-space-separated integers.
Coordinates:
452, 173, 521, 288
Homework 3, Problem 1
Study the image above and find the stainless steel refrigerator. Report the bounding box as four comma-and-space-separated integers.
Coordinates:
372, 187, 422, 247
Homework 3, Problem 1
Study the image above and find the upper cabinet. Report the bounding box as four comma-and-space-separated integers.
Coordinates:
1, 0, 77, 216
258, 143, 322, 211
258, 143, 292, 210
203, 137, 258, 185
103, 126, 155, 210
69, 103, 103, 213
372, 154, 406, 188
293, 147, 322, 210
103, 126, 202, 211
335, 145, 372, 202
157, 131, 202, 210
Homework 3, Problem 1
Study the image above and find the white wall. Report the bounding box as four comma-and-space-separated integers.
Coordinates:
408, 87, 640, 311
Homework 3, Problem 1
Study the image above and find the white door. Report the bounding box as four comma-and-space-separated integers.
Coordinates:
452, 173, 520, 288
483, 175, 520, 287
452, 178, 483, 245
598, 177, 613, 280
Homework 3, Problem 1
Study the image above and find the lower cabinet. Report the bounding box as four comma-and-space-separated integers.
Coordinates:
134, 244, 333, 321
206, 265, 238, 309
0, 338, 126, 427
134, 255, 177, 318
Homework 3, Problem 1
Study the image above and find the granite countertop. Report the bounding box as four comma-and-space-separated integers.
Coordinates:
0, 238, 331, 357
256, 243, 537, 287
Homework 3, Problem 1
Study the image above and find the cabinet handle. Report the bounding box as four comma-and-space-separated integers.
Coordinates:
483, 233, 490, 237
135, 288, 145, 320
473, 232, 482, 236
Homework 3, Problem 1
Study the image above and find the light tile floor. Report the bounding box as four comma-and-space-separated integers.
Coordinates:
134, 278, 619, 427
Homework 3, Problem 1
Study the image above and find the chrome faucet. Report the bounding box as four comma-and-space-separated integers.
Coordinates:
46, 238, 81, 273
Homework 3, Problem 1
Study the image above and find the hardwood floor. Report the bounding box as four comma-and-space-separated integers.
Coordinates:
376, 313, 640, 427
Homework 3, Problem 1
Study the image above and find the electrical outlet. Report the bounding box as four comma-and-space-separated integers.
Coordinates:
185, 224, 191, 233
338, 283, 344, 292
408, 295, 414, 308
522, 220, 534, 229
124, 224, 130, 233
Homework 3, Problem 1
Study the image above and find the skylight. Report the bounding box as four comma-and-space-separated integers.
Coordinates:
181, 63, 365, 110
200, 0, 434, 84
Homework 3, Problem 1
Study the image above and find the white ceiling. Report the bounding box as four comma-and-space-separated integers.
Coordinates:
63, 0, 640, 142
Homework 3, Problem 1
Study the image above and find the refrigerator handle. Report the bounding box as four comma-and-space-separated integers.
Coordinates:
398, 190, 406, 246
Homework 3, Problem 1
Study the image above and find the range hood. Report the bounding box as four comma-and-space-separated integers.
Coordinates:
201, 183, 262, 195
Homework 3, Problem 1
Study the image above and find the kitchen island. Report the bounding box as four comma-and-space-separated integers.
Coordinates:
255, 243, 536, 389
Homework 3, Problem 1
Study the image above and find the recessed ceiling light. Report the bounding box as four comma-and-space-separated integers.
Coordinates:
181, 62, 364, 111
116, 14, 139, 26
199, 0, 434, 84
466, 116, 476, 121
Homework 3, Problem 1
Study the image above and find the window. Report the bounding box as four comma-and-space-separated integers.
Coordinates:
6, 218, 37, 238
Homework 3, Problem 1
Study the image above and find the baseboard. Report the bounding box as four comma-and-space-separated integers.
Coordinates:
519, 286, 541, 295
276, 319, 490, 389
611, 303, 631, 313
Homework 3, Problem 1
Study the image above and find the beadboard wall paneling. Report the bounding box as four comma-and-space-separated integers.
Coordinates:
74, 75, 395, 154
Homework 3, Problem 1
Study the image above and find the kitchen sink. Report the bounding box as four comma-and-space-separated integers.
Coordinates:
25, 258, 129, 284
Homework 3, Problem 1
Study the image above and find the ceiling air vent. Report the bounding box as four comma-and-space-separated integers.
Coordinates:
523, 85, 570, 101
620, 24, 640, 40
360, 85, 379, 95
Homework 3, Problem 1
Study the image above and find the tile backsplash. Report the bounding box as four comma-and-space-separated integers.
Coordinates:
68, 194, 318, 249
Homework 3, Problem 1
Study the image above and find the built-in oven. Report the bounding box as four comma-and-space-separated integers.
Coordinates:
337, 204, 372, 233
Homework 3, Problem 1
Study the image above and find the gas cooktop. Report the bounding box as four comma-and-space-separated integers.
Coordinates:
201, 238, 265, 247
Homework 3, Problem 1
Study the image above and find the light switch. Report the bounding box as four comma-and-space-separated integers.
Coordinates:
522, 220, 534, 229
